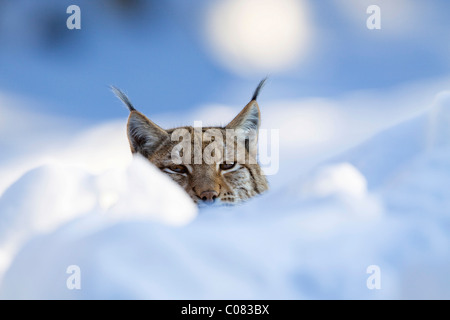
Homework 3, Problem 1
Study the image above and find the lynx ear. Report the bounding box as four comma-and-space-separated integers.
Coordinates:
127, 111, 169, 157
226, 78, 266, 134
226, 100, 260, 134
111, 86, 169, 157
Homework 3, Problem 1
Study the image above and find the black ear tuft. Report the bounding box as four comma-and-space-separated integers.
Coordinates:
251, 77, 268, 101
111, 86, 136, 112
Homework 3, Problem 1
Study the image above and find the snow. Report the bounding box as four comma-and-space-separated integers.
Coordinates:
0, 106, 197, 281
1, 80, 450, 299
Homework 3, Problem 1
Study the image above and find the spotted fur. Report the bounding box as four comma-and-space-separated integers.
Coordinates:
113, 79, 269, 205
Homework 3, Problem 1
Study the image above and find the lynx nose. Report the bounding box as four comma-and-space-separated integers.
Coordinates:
200, 190, 218, 204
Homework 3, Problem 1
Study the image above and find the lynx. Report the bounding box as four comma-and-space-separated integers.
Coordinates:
112, 79, 269, 205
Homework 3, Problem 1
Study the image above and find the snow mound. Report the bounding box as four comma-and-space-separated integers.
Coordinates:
2, 98, 450, 299
1, 88, 450, 299
0, 156, 197, 284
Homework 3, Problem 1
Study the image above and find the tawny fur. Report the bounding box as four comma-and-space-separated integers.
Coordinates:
113, 79, 269, 205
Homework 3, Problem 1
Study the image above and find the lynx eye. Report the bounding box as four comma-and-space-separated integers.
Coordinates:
164, 165, 188, 174
220, 162, 236, 171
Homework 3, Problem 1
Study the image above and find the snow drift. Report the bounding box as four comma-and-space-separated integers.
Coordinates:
1, 86, 450, 299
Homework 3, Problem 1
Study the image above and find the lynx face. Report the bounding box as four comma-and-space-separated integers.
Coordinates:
112, 80, 269, 205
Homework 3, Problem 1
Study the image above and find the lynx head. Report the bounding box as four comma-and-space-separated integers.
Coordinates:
112, 80, 269, 206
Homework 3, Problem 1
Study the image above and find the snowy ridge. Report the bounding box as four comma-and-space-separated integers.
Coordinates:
0, 87, 450, 299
